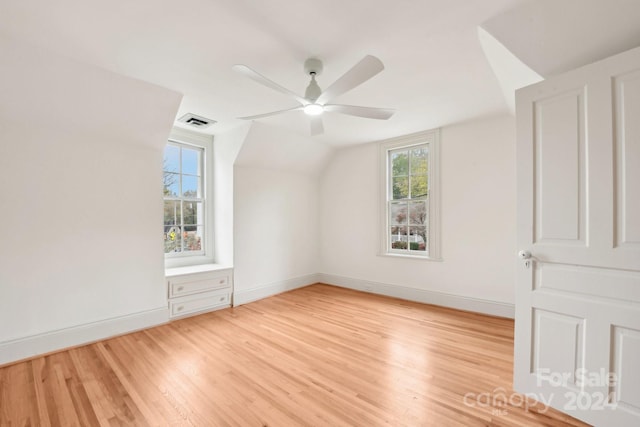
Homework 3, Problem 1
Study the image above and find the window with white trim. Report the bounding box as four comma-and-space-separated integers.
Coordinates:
379, 130, 441, 259
163, 141, 206, 257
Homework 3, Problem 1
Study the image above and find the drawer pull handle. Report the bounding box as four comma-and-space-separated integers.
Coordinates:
219, 279, 225, 284
177, 286, 184, 291
220, 297, 225, 301
177, 306, 184, 312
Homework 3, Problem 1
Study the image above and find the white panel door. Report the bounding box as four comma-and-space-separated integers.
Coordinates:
515, 46, 640, 427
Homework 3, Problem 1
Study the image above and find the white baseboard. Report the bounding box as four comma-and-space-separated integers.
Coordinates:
0, 273, 512, 366
0, 307, 169, 366
318, 273, 515, 318
233, 273, 321, 306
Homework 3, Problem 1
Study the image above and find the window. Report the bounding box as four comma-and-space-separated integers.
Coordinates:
163, 141, 205, 257
379, 130, 441, 259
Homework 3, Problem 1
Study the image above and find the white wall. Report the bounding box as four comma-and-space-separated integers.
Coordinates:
232, 123, 331, 304
0, 38, 181, 363
213, 124, 250, 267
233, 166, 321, 303
319, 114, 517, 313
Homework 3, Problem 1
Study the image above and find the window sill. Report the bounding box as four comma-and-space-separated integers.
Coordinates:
377, 252, 443, 262
165, 254, 214, 269
165, 263, 232, 278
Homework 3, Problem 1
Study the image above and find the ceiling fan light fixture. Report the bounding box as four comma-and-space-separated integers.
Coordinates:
303, 103, 324, 116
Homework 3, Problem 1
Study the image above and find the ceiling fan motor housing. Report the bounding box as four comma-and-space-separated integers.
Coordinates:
304, 58, 323, 76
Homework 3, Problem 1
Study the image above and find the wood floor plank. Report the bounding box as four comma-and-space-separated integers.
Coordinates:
0, 284, 591, 426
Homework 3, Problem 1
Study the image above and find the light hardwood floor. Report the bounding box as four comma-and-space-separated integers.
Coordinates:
0, 284, 590, 426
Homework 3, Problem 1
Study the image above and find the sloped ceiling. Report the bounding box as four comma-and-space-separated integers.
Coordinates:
235, 122, 333, 176
481, 0, 640, 77
1, 0, 639, 147
477, 27, 543, 114
0, 36, 182, 150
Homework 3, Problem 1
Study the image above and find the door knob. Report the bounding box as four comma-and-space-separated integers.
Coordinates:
518, 250, 532, 260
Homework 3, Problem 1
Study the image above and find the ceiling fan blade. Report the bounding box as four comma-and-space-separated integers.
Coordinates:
316, 55, 385, 105
238, 106, 302, 120
310, 115, 324, 135
323, 104, 395, 120
233, 64, 309, 106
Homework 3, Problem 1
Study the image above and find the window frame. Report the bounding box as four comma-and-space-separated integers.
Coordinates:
378, 129, 441, 260
163, 128, 214, 268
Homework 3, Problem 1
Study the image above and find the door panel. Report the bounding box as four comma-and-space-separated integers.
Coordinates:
612, 326, 640, 413
534, 263, 640, 302
532, 309, 585, 388
614, 70, 640, 247
534, 89, 586, 244
515, 47, 640, 427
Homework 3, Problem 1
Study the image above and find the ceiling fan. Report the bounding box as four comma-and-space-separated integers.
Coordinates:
232, 55, 395, 135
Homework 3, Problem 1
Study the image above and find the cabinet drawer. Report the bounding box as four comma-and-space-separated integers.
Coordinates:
168, 274, 230, 298
170, 292, 230, 318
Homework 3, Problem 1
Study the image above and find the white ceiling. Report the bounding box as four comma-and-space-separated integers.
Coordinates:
1, 0, 639, 147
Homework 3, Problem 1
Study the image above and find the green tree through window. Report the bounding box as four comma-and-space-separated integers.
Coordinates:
389, 144, 429, 253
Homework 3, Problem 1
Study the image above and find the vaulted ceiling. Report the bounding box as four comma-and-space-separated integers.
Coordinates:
2, 0, 639, 146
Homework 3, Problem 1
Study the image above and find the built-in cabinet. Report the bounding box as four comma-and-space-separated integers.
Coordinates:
166, 266, 233, 319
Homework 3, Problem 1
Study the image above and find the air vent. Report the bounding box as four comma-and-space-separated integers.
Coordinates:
178, 113, 216, 129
